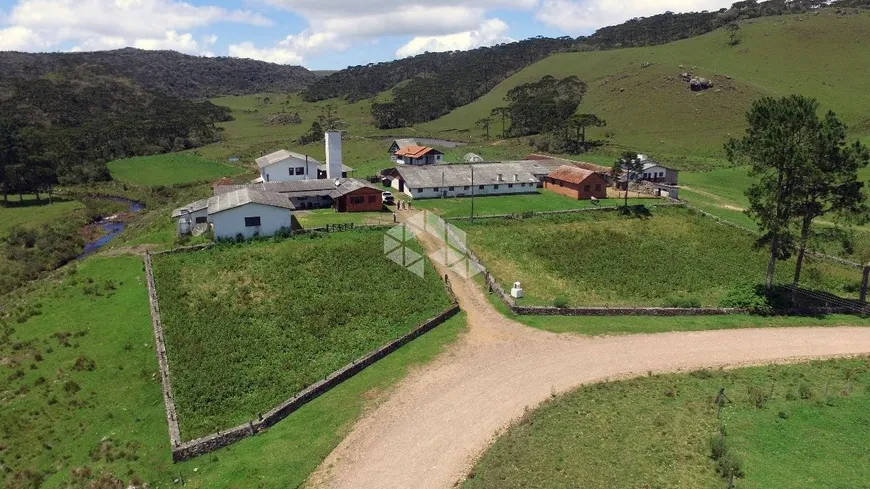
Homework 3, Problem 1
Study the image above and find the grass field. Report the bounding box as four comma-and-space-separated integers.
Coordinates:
0, 254, 465, 488
420, 11, 870, 169
152, 231, 453, 439
459, 206, 862, 307
413, 191, 656, 218
107, 153, 248, 186
295, 208, 396, 228
463, 357, 870, 489
0, 196, 85, 236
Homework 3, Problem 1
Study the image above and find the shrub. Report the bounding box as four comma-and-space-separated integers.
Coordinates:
63, 380, 81, 394
718, 282, 771, 311
798, 382, 814, 399
710, 433, 729, 460
716, 450, 745, 479
553, 295, 569, 308
73, 355, 97, 372
747, 386, 767, 409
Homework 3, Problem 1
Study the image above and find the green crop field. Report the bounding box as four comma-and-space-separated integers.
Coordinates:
458, 206, 861, 307
463, 357, 870, 489
107, 153, 248, 187
0, 254, 465, 488
420, 11, 870, 169
413, 191, 657, 218
152, 230, 453, 439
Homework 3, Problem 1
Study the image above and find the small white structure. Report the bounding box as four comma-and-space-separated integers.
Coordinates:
511, 282, 524, 299
464, 153, 484, 163
325, 131, 344, 180
256, 150, 321, 183
173, 187, 295, 239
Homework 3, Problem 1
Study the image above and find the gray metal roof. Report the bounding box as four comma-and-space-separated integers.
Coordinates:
255, 149, 322, 169
389, 138, 418, 151
396, 162, 542, 188
207, 187, 295, 214
171, 197, 210, 218
214, 179, 379, 200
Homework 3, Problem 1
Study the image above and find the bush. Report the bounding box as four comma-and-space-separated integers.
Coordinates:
73, 355, 97, 372
747, 386, 767, 408
709, 434, 729, 460
553, 295, 569, 308
716, 450, 745, 479
799, 382, 814, 399
718, 282, 771, 311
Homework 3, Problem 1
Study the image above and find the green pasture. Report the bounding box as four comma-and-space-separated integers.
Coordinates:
464, 358, 870, 489
108, 153, 247, 187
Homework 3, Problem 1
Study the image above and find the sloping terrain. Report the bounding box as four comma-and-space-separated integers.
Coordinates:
0, 48, 317, 99
420, 11, 870, 169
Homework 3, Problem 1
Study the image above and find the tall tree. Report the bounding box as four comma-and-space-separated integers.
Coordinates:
725, 95, 820, 290
611, 151, 641, 208
791, 112, 869, 285
475, 117, 492, 140
490, 107, 509, 138
569, 114, 606, 151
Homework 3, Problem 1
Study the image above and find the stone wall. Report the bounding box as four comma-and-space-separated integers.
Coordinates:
144, 246, 460, 462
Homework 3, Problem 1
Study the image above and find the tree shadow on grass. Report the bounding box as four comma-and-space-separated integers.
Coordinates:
1, 196, 77, 209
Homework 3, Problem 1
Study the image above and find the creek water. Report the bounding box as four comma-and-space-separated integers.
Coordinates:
78, 197, 145, 257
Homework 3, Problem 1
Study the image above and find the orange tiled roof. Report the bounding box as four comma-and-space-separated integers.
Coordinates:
547, 165, 598, 185
395, 145, 437, 159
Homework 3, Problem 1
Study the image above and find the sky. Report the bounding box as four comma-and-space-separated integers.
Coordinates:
0, 0, 732, 70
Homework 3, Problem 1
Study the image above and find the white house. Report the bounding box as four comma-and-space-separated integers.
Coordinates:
256, 150, 321, 183
388, 138, 418, 161
395, 146, 444, 165
392, 162, 541, 199
173, 187, 295, 239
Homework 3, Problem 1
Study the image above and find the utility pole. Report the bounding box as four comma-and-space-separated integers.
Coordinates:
470, 165, 475, 222
441, 172, 445, 199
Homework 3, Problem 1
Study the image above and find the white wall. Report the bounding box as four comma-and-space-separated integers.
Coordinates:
260, 157, 319, 182
210, 203, 293, 239
175, 208, 208, 234
406, 181, 537, 199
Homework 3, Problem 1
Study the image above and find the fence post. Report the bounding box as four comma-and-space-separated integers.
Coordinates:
860, 266, 870, 303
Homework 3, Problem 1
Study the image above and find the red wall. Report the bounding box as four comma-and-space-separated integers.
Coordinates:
543, 174, 608, 200
341, 188, 383, 212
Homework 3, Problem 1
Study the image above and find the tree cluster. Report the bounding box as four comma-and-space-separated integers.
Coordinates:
0, 66, 232, 199
726, 95, 869, 289
0, 48, 317, 100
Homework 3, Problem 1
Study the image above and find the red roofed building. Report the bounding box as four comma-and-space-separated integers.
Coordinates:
395, 145, 443, 165
544, 165, 608, 200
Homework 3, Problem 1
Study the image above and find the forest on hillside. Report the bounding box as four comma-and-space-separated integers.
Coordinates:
0, 48, 317, 100
0, 65, 232, 198
306, 0, 870, 129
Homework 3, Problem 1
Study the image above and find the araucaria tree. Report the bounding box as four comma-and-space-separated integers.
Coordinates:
611, 151, 641, 208
725, 95, 849, 290
791, 111, 869, 285
568, 114, 606, 152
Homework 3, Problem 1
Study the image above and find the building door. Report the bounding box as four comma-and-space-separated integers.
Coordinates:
398, 180, 405, 192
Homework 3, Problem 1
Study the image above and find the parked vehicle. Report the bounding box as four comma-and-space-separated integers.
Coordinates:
382, 191, 395, 205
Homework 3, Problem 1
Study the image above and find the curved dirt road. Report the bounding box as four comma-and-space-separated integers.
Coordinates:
309, 227, 870, 489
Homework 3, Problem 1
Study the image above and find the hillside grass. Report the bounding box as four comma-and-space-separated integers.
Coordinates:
413, 190, 656, 218
0, 254, 466, 488
152, 230, 453, 439
463, 357, 870, 489
107, 153, 247, 186
458, 206, 862, 307
421, 11, 870, 169
0, 196, 85, 236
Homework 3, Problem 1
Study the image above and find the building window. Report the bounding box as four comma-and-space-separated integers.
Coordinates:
584, 185, 591, 191
195, 216, 207, 224
464, 186, 470, 190
493, 185, 499, 190
508, 184, 513, 188
244, 216, 261, 227
479, 185, 485, 190
433, 187, 440, 192
350, 196, 365, 204
367, 195, 376, 203
295, 166, 305, 175
448, 186, 455, 191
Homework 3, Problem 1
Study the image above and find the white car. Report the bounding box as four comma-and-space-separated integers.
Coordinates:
382, 191, 395, 205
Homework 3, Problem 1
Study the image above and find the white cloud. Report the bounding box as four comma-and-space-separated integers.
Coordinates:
0, 0, 270, 53
536, 0, 728, 34
0, 25, 49, 50
228, 41, 305, 64
396, 18, 512, 58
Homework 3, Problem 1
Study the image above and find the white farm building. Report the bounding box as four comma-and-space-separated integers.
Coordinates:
255, 132, 352, 183
172, 187, 295, 239
391, 162, 551, 199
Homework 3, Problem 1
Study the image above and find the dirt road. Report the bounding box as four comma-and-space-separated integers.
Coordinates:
309, 215, 870, 489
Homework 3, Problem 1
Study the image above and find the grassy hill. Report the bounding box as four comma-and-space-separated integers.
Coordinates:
420, 11, 870, 170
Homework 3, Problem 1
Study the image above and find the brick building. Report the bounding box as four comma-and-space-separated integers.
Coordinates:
543, 165, 608, 200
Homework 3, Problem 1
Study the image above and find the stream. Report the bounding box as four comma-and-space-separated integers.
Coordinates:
78, 197, 145, 257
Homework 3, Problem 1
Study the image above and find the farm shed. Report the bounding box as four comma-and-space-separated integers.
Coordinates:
208, 188, 295, 239
216, 178, 382, 212
393, 162, 540, 199
256, 150, 321, 183
544, 166, 608, 200
388, 138, 418, 161
171, 197, 210, 234
395, 146, 444, 165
